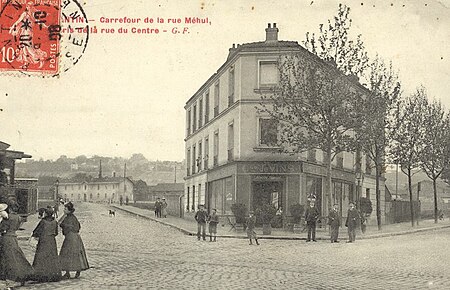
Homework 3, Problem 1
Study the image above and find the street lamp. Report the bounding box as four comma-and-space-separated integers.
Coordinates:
356, 171, 363, 210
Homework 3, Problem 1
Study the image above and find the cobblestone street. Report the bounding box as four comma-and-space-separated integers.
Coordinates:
14, 203, 450, 289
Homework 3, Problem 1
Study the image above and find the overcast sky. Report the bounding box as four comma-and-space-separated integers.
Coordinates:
1, 0, 449, 161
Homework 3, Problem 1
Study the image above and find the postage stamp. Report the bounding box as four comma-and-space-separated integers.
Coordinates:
0, 0, 88, 76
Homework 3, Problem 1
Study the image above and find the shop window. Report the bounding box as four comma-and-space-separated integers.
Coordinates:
187, 187, 190, 211
259, 118, 278, 146
192, 185, 196, 211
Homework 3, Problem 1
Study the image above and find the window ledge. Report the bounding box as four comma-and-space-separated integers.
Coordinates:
254, 87, 278, 94
253, 146, 282, 152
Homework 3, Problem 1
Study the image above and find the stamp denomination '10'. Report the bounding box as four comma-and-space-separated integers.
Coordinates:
0, 0, 62, 74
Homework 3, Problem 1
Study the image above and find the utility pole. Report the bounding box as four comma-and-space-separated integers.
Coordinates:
174, 165, 177, 183
417, 181, 421, 226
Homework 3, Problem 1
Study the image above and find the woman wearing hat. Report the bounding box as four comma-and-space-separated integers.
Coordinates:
59, 202, 89, 279
0, 202, 33, 287
31, 207, 61, 282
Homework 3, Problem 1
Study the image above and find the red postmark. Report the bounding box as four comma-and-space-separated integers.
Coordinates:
0, 0, 61, 74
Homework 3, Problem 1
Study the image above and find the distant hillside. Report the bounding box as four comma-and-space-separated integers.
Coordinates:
15, 154, 186, 186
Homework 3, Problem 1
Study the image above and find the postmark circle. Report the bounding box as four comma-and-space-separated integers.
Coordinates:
0, 0, 89, 77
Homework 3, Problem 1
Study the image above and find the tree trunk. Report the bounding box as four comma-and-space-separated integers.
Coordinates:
407, 168, 415, 227
433, 178, 438, 223
375, 162, 382, 230
325, 146, 332, 219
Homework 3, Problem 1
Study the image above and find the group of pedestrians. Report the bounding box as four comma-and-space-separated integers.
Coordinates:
194, 205, 219, 242
305, 201, 365, 243
0, 201, 89, 289
154, 197, 168, 218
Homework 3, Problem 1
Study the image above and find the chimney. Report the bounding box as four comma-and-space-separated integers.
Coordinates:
265, 23, 278, 42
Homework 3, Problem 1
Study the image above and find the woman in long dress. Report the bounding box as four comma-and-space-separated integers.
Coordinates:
0, 203, 33, 287
59, 202, 89, 279
31, 207, 61, 282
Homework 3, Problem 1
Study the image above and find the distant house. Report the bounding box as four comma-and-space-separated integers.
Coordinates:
411, 180, 450, 217
151, 183, 184, 199
58, 176, 134, 203
151, 183, 184, 217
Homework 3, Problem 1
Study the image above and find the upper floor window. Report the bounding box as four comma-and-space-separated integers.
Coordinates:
198, 141, 202, 172
259, 118, 278, 146
365, 156, 372, 175
214, 82, 220, 117
228, 122, 234, 161
187, 109, 191, 136
259, 61, 278, 87
193, 104, 197, 132
192, 145, 196, 174
204, 137, 209, 169
213, 131, 219, 166
228, 68, 235, 107
198, 98, 203, 128
307, 149, 316, 162
187, 148, 191, 175
205, 91, 210, 123
336, 152, 344, 168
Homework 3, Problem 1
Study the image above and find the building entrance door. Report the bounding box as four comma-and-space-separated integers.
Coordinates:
252, 181, 283, 211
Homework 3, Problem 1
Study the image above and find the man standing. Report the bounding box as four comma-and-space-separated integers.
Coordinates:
328, 204, 341, 243
305, 201, 320, 242
246, 211, 259, 245
208, 208, 219, 242
194, 205, 208, 241
345, 202, 360, 243
154, 197, 162, 218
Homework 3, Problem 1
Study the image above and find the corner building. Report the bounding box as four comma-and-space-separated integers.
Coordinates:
184, 24, 385, 224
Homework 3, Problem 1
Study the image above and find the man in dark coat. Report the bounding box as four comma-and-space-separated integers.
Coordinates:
246, 211, 259, 245
345, 202, 360, 243
305, 201, 320, 242
194, 205, 208, 241
328, 204, 341, 243
154, 197, 162, 218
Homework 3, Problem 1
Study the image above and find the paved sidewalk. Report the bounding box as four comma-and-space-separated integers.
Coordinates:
17, 212, 40, 240
112, 204, 450, 241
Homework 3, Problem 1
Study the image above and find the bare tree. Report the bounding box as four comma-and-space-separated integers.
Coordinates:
259, 53, 364, 216
419, 95, 450, 223
357, 56, 401, 230
303, 3, 369, 77
390, 87, 427, 227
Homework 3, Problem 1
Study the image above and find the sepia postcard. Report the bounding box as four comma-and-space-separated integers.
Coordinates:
0, 0, 449, 289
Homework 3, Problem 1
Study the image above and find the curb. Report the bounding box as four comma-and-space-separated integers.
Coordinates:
112, 206, 450, 241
